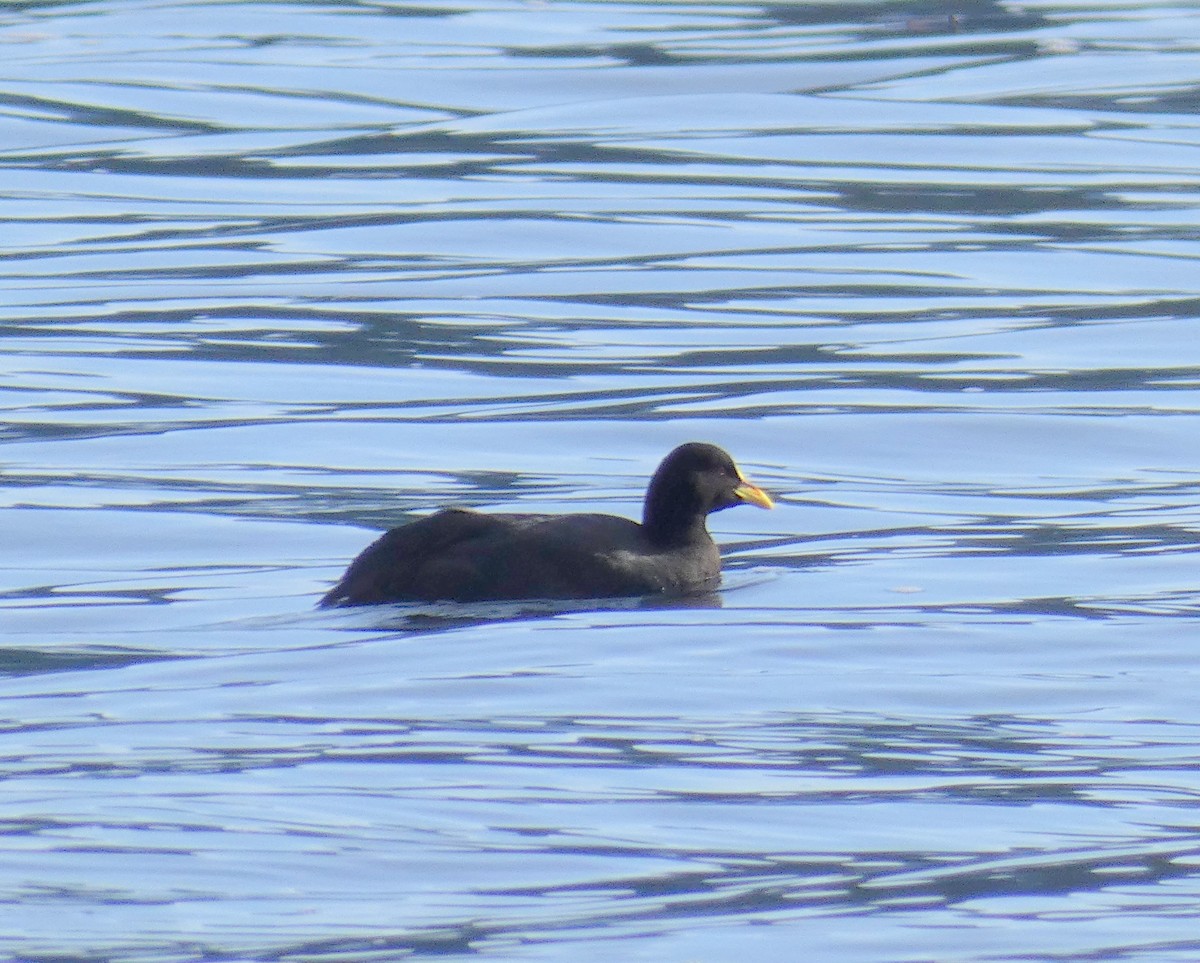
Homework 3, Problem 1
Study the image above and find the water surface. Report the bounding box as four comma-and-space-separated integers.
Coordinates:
3, 1, 1200, 960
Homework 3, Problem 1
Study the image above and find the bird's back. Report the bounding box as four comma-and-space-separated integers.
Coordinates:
319, 507, 719, 605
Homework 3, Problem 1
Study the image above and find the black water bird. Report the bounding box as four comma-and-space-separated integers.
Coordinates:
319, 442, 774, 606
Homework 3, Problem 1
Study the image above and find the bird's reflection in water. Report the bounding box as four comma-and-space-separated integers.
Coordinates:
329, 587, 724, 635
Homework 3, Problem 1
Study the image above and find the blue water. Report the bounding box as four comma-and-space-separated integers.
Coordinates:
3, 1, 1200, 960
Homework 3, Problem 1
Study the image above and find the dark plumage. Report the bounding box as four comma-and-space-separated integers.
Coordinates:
319, 442, 774, 606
